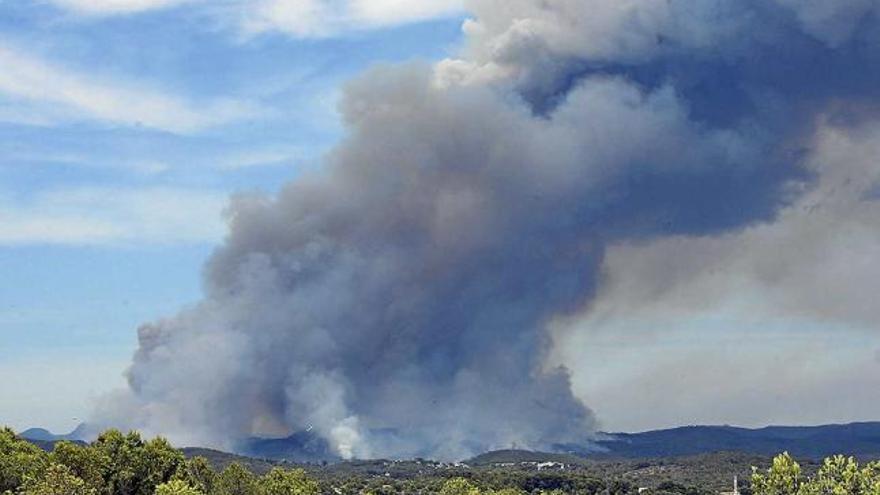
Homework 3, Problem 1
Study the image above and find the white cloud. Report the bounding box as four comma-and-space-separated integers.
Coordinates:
0, 44, 259, 133
239, 0, 335, 37
48, 0, 195, 15
0, 187, 228, 246
47, 0, 464, 37
215, 148, 305, 171
349, 0, 464, 26
1, 148, 175, 176
239, 0, 437, 37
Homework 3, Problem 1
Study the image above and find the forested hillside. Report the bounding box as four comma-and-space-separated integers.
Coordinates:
5, 426, 880, 494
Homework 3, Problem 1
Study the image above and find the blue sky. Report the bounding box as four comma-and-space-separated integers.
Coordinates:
1, 0, 466, 432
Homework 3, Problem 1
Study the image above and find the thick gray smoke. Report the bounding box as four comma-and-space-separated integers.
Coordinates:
95, 0, 880, 459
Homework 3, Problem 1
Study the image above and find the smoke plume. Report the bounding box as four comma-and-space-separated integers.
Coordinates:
96, 0, 880, 459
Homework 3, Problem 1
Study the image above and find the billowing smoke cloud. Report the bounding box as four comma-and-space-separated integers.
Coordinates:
95, 1, 880, 459
549, 109, 880, 433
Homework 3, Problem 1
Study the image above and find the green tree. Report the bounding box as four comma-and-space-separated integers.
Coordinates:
49, 440, 109, 493
802, 455, 861, 495
860, 461, 880, 495
439, 477, 482, 495
753, 453, 880, 495
752, 452, 802, 495
140, 437, 186, 492
21, 463, 95, 495
258, 468, 319, 495
92, 430, 185, 495
92, 429, 146, 495
0, 427, 49, 492
211, 463, 257, 495
654, 480, 710, 495
486, 488, 525, 495
174, 457, 215, 494
155, 480, 204, 495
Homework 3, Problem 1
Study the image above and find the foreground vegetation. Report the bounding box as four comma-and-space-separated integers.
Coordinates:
751, 452, 880, 494
3, 426, 879, 494
0, 427, 317, 495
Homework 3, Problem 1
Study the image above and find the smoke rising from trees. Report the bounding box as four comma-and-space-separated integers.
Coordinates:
94, 0, 880, 459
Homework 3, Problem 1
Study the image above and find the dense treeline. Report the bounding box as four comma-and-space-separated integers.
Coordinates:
0, 427, 317, 495
315, 470, 635, 495
751, 452, 880, 495
2, 426, 704, 495
6, 426, 878, 495
1, 427, 635, 495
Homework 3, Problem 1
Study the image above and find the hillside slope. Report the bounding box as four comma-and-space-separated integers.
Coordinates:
588, 422, 880, 459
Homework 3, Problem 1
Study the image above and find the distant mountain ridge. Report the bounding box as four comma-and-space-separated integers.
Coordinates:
18, 421, 880, 462
19, 423, 88, 443
587, 422, 880, 460
231, 422, 880, 462
237, 430, 339, 464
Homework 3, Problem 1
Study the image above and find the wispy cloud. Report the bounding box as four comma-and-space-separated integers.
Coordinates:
240, 0, 464, 37
1, 147, 174, 177
215, 147, 305, 171
46, 0, 464, 37
0, 187, 228, 246
0, 44, 260, 133
47, 0, 195, 15
348, 0, 464, 26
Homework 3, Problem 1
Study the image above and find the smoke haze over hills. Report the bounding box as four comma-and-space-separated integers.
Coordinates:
93, 0, 880, 460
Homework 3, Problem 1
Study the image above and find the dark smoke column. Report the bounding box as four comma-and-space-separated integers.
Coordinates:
94, 0, 880, 459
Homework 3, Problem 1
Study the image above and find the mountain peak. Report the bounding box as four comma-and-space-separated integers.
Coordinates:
18, 424, 88, 442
